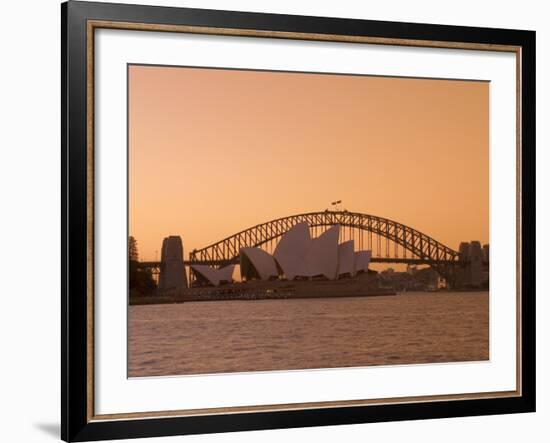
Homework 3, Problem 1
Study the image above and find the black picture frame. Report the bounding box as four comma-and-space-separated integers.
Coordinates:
62, 1, 536, 441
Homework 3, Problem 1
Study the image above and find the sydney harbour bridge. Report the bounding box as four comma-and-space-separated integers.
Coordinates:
141, 211, 485, 287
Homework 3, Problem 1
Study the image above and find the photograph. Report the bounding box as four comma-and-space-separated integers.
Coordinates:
56, 1, 537, 440
127, 64, 490, 377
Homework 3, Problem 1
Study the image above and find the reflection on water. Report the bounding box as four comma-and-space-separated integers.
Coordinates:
128, 291, 488, 377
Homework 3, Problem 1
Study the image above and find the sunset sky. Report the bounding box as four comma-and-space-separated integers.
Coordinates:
128, 65, 488, 263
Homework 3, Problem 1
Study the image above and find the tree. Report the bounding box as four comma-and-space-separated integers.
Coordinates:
129, 236, 139, 262
129, 236, 156, 296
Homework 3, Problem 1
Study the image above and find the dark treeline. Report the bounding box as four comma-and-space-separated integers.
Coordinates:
129, 236, 156, 297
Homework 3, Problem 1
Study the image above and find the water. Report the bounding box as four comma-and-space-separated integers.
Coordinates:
128, 291, 488, 377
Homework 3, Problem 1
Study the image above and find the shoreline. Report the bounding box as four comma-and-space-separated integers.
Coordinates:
129, 288, 397, 305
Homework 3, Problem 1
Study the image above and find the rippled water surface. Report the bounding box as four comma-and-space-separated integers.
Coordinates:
128, 291, 488, 377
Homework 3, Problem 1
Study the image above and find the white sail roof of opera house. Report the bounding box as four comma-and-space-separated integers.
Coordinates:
354, 250, 372, 273
190, 264, 235, 286
305, 225, 340, 280
337, 240, 356, 277
240, 247, 279, 281
273, 222, 312, 280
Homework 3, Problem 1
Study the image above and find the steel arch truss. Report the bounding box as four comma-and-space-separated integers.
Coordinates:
189, 211, 459, 267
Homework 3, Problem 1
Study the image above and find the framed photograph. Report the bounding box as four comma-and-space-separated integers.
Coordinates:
62, 1, 535, 441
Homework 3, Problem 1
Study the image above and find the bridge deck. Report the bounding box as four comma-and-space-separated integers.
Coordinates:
140, 257, 462, 269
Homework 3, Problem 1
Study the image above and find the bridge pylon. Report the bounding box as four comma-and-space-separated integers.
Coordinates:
158, 236, 188, 290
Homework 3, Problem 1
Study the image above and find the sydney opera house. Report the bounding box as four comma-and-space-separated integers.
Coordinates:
190, 222, 372, 287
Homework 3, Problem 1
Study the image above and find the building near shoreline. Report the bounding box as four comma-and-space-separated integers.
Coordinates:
272, 222, 311, 279
304, 225, 340, 280
190, 264, 235, 287
354, 251, 372, 275
193, 222, 372, 286
337, 240, 355, 278
455, 240, 488, 288
240, 247, 279, 281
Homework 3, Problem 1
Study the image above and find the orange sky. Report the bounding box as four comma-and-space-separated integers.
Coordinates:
128, 65, 488, 262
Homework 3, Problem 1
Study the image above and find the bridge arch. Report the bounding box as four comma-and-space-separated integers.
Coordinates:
189, 211, 459, 268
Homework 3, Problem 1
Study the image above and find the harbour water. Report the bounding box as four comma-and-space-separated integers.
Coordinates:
128, 291, 488, 377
